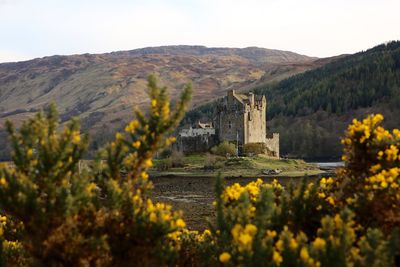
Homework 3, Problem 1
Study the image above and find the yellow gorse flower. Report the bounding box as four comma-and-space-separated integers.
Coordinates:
175, 219, 186, 228
85, 182, 97, 196
222, 178, 280, 203
385, 145, 398, 161
347, 114, 386, 143
115, 132, 123, 141
71, 131, 81, 144
132, 140, 141, 149
231, 223, 257, 251
0, 178, 8, 187
144, 159, 153, 167
312, 238, 326, 250
366, 167, 400, 190
273, 250, 283, 265
219, 252, 231, 263
141, 171, 149, 180
300, 247, 310, 261
125, 120, 139, 133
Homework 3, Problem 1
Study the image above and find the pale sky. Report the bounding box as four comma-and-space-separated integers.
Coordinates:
0, 0, 399, 63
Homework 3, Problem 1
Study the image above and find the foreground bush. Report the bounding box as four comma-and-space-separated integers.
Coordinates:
0, 79, 399, 267
181, 114, 400, 266
337, 114, 400, 230
0, 75, 192, 266
189, 177, 399, 266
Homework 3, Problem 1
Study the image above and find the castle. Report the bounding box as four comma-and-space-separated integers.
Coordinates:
175, 90, 279, 158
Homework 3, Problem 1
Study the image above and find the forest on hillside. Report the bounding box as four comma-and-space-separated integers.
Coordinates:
184, 41, 400, 159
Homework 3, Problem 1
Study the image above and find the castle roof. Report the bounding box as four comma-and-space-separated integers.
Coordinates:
233, 93, 248, 104
197, 121, 213, 129
229, 90, 265, 106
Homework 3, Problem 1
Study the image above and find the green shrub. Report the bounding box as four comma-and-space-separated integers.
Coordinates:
159, 148, 173, 159
211, 141, 236, 157
156, 150, 184, 171
156, 158, 173, 171
170, 150, 185, 168
203, 153, 224, 170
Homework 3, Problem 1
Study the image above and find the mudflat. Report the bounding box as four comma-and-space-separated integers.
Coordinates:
150, 175, 322, 230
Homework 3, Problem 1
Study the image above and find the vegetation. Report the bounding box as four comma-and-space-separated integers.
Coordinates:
152, 154, 318, 178
0, 76, 399, 266
211, 141, 237, 157
185, 41, 400, 159
0, 46, 315, 161
185, 113, 400, 266
0, 76, 193, 266
203, 153, 225, 170
256, 42, 400, 118
156, 150, 185, 171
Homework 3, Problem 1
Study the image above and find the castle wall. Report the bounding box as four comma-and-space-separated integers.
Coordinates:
244, 103, 266, 144
214, 90, 279, 158
265, 133, 280, 158
180, 127, 215, 137
174, 134, 217, 154
216, 95, 245, 145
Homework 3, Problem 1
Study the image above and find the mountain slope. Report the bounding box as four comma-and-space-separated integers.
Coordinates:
0, 45, 319, 159
256, 42, 400, 117
185, 41, 400, 159
253, 41, 400, 159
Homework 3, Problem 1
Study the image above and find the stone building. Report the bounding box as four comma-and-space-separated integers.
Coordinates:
215, 90, 279, 157
173, 122, 217, 154
175, 90, 279, 158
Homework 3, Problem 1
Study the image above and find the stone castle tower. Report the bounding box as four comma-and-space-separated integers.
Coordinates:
215, 90, 279, 157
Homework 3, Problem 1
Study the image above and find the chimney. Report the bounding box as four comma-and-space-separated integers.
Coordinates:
249, 92, 255, 106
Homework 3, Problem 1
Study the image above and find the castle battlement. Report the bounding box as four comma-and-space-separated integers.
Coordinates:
215, 90, 279, 158
175, 90, 279, 158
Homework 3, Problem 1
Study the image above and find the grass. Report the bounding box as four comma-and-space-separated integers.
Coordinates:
3, 155, 325, 178
151, 154, 325, 178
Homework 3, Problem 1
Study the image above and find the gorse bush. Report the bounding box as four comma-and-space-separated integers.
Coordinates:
337, 114, 400, 230
184, 114, 400, 267
0, 75, 399, 266
0, 75, 192, 266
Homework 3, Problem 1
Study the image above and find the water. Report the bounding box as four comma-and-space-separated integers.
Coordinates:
312, 162, 344, 168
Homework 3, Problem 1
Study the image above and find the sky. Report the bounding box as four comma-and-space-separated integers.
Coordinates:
0, 0, 399, 63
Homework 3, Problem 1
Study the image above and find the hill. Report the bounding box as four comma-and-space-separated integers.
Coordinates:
0, 45, 318, 159
186, 41, 400, 159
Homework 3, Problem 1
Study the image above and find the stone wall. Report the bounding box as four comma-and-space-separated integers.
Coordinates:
265, 133, 280, 158
215, 94, 245, 145
180, 127, 215, 137
244, 100, 266, 144
215, 90, 267, 150
175, 88, 279, 157
174, 134, 218, 154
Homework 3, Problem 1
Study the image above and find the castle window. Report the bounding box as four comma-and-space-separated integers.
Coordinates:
228, 121, 232, 129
